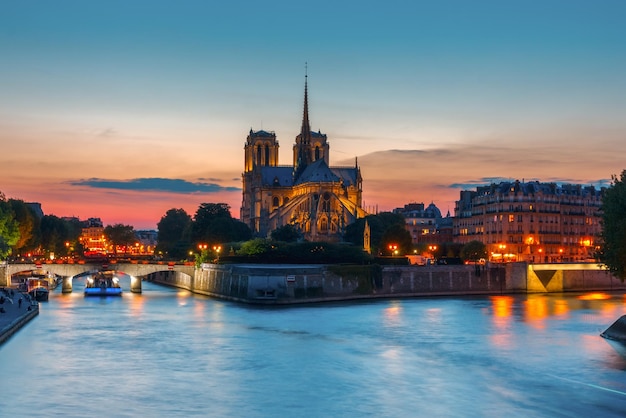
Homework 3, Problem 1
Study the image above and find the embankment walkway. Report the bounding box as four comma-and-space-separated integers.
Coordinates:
0, 288, 39, 346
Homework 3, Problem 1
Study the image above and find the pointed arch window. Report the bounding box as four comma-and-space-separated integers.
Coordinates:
315, 146, 320, 161
265, 145, 270, 166
256, 146, 262, 166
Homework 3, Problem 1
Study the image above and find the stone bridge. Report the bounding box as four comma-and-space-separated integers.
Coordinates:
0, 262, 195, 294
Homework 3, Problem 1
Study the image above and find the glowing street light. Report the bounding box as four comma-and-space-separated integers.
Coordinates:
388, 244, 398, 256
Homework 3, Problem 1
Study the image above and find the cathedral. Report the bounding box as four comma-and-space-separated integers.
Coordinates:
240, 75, 367, 241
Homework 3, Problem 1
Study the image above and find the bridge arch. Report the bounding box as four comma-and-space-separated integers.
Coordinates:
3, 262, 195, 294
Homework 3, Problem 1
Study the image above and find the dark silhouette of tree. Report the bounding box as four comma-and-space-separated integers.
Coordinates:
191, 203, 251, 245
599, 170, 626, 280
270, 224, 302, 242
156, 208, 192, 259
104, 224, 136, 255
460, 240, 487, 262
344, 212, 407, 255
381, 223, 413, 256
40, 215, 79, 257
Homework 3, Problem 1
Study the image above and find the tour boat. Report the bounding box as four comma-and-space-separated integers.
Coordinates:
84, 272, 123, 296
26, 277, 50, 302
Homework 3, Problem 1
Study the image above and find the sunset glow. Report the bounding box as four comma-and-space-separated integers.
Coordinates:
2, 2, 626, 229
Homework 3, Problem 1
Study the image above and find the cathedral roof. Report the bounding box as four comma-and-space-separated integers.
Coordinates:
330, 167, 360, 187
295, 159, 340, 184
259, 166, 294, 187
249, 129, 276, 138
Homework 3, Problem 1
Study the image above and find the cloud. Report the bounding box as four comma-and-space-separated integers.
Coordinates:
69, 177, 240, 194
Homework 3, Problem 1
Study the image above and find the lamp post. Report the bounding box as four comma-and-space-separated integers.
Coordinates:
388, 244, 398, 257
428, 245, 438, 262
498, 244, 506, 263
213, 245, 222, 261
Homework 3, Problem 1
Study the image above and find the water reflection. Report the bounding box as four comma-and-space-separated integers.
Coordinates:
3, 286, 626, 417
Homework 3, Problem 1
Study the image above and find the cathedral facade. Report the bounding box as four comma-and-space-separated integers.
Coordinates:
240, 77, 366, 241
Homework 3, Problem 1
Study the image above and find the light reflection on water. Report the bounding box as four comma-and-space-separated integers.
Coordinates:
1, 280, 626, 417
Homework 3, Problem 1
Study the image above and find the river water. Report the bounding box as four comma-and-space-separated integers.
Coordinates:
2, 278, 626, 417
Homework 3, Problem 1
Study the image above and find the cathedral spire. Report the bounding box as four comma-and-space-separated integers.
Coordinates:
300, 63, 311, 144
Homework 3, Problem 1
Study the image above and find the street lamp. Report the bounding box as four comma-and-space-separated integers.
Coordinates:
388, 244, 398, 256
498, 244, 506, 263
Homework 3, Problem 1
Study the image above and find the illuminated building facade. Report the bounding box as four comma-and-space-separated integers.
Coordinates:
454, 180, 603, 263
240, 75, 366, 241
79, 218, 106, 256
393, 202, 453, 245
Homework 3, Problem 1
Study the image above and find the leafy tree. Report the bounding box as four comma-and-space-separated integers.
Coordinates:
0, 194, 20, 259
344, 212, 407, 254
460, 240, 487, 262
437, 242, 463, 258
157, 208, 192, 259
599, 170, 626, 280
238, 238, 273, 256
40, 215, 78, 257
191, 203, 251, 245
271, 224, 302, 242
380, 223, 413, 256
104, 224, 136, 255
7, 199, 37, 253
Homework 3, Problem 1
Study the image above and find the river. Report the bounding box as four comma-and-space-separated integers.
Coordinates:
1, 278, 626, 417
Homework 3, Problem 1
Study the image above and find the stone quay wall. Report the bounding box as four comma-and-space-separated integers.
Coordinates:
145, 262, 626, 305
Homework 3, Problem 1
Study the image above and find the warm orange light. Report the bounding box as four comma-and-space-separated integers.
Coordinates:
578, 293, 611, 301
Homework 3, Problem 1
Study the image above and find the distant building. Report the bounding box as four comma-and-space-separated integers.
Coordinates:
134, 230, 157, 255
393, 202, 452, 245
240, 74, 367, 241
454, 180, 603, 263
79, 218, 105, 255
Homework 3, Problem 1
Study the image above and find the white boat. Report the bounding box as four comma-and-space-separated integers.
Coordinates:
84, 272, 122, 296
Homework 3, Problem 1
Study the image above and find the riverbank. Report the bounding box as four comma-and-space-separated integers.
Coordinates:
0, 288, 39, 346
145, 262, 626, 305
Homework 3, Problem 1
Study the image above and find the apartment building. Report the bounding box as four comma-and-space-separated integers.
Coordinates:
454, 181, 603, 263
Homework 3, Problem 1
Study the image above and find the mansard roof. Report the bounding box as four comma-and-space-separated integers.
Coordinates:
476, 180, 603, 197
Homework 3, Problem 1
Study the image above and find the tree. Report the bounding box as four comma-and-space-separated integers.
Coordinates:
271, 224, 302, 242
238, 238, 273, 256
104, 224, 136, 255
344, 212, 407, 254
157, 208, 192, 259
460, 240, 487, 263
191, 203, 251, 245
7, 199, 37, 253
599, 170, 626, 280
0, 194, 20, 259
380, 223, 413, 256
39, 215, 79, 257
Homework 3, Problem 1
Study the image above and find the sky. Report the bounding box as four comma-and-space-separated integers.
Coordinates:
1, 0, 626, 230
